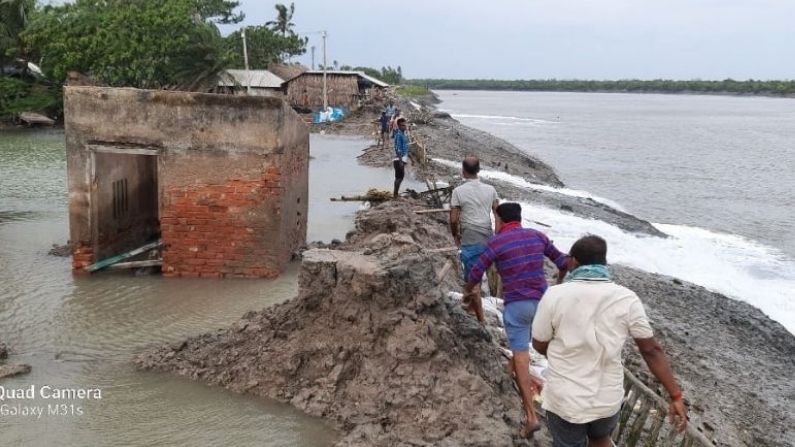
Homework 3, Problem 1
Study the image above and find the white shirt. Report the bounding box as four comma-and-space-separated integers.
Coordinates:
532, 278, 654, 423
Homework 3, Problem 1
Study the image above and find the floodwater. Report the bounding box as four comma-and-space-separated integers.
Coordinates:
0, 130, 408, 446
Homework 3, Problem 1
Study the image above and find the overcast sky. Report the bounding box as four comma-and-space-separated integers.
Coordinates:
226, 0, 793, 80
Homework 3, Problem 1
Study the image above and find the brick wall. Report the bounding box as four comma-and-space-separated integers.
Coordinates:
65, 87, 309, 278
160, 165, 286, 278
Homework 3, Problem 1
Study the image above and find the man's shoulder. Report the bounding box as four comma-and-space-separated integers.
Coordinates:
475, 180, 497, 193
452, 181, 475, 194
553, 280, 640, 301
518, 227, 549, 242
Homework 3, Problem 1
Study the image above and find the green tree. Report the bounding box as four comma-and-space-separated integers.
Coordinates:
0, 75, 59, 119
23, 0, 235, 90
195, 0, 244, 24
379, 66, 402, 84
224, 25, 306, 69
266, 3, 295, 36
0, 0, 35, 72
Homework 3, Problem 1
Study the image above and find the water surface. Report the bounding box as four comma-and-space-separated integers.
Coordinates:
437, 91, 795, 333
0, 130, 396, 446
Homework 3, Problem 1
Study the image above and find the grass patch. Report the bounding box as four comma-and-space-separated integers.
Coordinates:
397, 84, 430, 97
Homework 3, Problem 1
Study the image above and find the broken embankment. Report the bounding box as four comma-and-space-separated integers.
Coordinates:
135, 201, 546, 446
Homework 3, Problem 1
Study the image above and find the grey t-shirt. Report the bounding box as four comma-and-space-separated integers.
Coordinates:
451, 179, 499, 245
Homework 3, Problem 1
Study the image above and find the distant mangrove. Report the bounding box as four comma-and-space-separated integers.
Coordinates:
407, 79, 795, 96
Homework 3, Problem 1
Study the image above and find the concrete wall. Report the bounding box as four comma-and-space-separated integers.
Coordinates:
65, 86, 309, 278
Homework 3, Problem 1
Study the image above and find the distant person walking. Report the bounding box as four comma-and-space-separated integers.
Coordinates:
392, 117, 410, 198
464, 202, 569, 436
532, 235, 687, 447
449, 155, 499, 321
384, 102, 396, 120
376, 111, 390, 147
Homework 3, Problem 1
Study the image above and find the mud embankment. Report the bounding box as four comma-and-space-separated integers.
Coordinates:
328, 94, 795, 446
136, 94, 795, 446
354, 95, 664, 236
0, 339, 32, 379
136, 202, 548, 446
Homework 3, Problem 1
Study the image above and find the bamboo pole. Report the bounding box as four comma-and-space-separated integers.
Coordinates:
623, 370, 714, 446
626, 399, 653, 447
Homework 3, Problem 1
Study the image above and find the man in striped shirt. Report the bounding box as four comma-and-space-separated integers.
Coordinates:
465, 202, 569, 436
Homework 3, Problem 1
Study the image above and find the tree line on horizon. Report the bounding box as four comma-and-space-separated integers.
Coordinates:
0, 0, 308, 121
408, 78, 795, 96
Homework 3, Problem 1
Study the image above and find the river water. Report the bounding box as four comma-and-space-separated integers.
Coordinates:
0, 131, 408, 445
437, 90, 795, 334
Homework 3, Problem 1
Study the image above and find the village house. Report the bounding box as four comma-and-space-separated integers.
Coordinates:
283, 70, 389, 111
215, 69, 285, 97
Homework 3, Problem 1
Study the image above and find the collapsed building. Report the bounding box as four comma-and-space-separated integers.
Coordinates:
65, 86, 309, 278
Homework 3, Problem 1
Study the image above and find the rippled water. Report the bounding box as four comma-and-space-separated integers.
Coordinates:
0, 130, 405, 446
438, 91, 795, 257
436, 91, 795, 333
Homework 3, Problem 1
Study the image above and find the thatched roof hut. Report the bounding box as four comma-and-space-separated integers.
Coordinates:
283, 70, 389, 111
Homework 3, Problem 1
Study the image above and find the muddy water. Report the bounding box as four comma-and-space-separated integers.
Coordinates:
0, 130, 406, 445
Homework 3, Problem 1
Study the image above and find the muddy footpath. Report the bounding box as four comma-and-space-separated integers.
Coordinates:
136, 94, 795, 446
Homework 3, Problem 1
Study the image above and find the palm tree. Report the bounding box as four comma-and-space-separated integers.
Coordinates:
0, 0, 35, 71
265, 3, 295, 36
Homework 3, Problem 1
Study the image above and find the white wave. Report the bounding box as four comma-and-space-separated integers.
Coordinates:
451, 113, 557, 124
516, 201, 795, 334
433, 158, 627, 212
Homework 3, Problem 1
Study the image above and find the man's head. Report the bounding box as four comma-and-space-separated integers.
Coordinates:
381, 111, 386, 117
461, 155, 480, 179
397, 117, 407, 130
495, 202, 521, 230
569, 235, 607, 270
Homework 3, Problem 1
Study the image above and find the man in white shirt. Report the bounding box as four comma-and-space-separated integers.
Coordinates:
532, 235, 687, 447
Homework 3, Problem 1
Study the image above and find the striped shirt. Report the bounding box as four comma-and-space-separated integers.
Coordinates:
467, 221, 569, 303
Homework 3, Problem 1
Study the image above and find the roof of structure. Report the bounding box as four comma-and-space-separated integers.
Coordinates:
286, 70, 390, 88
218, 69, 284, 89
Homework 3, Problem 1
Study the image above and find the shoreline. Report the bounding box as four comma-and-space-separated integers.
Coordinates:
355, 92, 795, 446
408, 87, 795, 100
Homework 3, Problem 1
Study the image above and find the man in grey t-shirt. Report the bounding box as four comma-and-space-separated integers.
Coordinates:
450, 155, 499, 322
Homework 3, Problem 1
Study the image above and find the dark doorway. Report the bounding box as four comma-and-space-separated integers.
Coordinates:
91, 149, 159, 261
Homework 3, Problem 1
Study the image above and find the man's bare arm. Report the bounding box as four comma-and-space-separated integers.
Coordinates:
555, 266, 568, 285
449, 207, 461, 246
531, 339, 549, 356
635, 337, 688, 432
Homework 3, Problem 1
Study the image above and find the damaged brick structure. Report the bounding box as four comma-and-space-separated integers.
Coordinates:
65, 86, 309, 278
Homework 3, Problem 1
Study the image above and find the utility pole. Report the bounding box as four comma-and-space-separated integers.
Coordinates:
322, 30, 328, 110
241, 27, 251, 94
311, 46, 316, 70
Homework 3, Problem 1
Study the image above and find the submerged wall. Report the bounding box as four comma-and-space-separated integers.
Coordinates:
65, 86, 309, 278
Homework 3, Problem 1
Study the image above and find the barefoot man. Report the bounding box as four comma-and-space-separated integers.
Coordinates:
464, 202, 568, 436
450, 155, 499, 321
